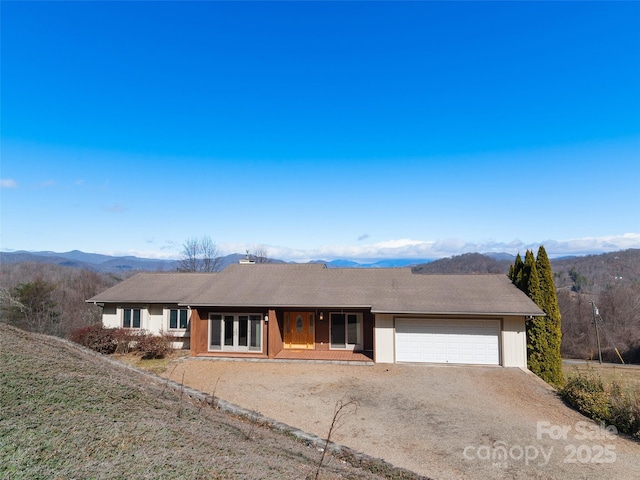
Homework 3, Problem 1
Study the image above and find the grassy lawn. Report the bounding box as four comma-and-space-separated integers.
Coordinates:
113, 350, 190, 375
563, 361, 640, 393
0, 324, 417, 480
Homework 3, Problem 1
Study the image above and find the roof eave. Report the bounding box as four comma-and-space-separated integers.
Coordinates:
180, 303, 372, 309
371, 309, 546, 316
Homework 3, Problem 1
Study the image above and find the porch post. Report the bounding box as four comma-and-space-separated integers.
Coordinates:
267, 309, 282, 358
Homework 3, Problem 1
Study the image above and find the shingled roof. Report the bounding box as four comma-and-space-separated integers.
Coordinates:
89, 264, 543, 316
88, 272, 216, 304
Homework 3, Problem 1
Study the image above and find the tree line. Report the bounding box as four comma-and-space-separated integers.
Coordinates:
0, 262, 121, 337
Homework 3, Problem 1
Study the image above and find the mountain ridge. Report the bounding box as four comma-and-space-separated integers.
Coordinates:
2, 249, 638, 284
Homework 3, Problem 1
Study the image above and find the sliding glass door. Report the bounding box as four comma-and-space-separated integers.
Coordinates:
210, 314, 262, 352
330, 313, 362, 350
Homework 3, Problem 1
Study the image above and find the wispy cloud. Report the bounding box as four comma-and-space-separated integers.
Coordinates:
357, 233, 370, 241
103, 204, 128, 213
98, 249, 180, 260
160, 240, 179, 251
1, 179, 18, 188
40, 179, 57, 187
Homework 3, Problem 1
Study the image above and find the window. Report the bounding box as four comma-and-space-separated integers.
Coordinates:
210, 313, 262, 352
169, 309, 189, 329
123, 308, 141, 329
330, 313, 362, 350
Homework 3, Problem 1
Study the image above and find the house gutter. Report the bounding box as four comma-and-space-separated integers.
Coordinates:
370, 309, 546, 316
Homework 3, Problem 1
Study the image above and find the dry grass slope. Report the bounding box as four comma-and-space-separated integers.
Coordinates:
0, 324, 411, 480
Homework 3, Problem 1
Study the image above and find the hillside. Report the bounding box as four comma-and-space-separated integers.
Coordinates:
412, 253, 511, 274
0, 324, 413, 480
412, 249, 640, 290
551, 249, 640, 293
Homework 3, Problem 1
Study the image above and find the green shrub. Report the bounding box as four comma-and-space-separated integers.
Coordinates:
68, 324, 118, 354
608, 383, 640, 438
560, 371, 611, 422
561, 370, 640, 439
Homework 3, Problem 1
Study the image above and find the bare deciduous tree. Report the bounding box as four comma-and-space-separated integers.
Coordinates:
178, 236, 222, 272
251, 245, 270, 264
0, 263, 116, 337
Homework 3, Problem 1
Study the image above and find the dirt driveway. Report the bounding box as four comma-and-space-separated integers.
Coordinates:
163, 360, 640, 480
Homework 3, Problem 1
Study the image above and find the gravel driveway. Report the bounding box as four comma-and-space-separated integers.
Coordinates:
163, 360, 640, 480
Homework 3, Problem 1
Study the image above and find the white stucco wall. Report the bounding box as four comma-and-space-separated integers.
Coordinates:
101, 305, 119, 329
374, 314, 395, 363
147, 305, 164, 335
100, 304, 190, 349
501, 316, 528, 368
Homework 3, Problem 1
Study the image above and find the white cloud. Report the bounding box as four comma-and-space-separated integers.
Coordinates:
219, 233, 640, 262
93, 233, 640, 263
96, 248, 180, 260
0, 179, 18, 188
536, 233, 640, 257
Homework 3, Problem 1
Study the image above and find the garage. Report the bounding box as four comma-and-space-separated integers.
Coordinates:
395, 319, 500, 365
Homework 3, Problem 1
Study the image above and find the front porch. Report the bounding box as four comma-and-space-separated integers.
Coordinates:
274, 349, 373, 363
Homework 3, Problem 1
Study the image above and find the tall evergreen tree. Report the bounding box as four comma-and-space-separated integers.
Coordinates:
509, 253, 525, 292
523, 253, 547, 378
509, 246, 564, 387
520, 250, 536, 294
535, 245, 564, 386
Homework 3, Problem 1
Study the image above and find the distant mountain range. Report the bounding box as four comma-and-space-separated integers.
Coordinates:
2, 249, 638, 290
312, 258, 434, 268
0, 249, 517, 273
0, 249, 432, 273
0, 250, 181, 273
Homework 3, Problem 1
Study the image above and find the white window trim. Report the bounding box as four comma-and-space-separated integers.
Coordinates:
208, 313, 263, 353
121, 307, 144, 329
166, 307, 191, 334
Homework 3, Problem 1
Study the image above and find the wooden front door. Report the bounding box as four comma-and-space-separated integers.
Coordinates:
284, 312, 315, 349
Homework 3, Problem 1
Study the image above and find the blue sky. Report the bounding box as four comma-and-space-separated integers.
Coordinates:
1, 1, 639, 262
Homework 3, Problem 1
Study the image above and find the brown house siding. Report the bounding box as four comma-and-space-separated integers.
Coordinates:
190, 308, 205, 356
190, 307, 269, 358
189, 307, 374, 359
268, 309, 283, 358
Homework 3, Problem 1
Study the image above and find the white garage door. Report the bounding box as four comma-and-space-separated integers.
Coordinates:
395, 319, 500, 365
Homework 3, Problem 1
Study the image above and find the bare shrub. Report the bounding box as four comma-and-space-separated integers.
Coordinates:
314, 397, 359, 480
113, 328, 135, 354
69, 324, 118, 354
135, 330, 173, 359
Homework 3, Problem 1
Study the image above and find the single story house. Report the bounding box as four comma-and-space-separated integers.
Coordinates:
87, 263, 543, 367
